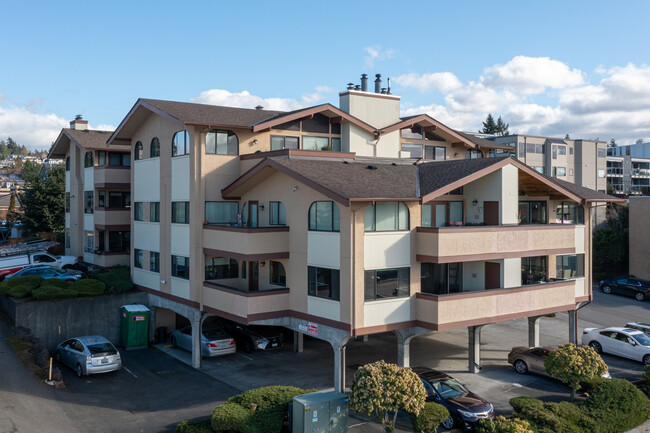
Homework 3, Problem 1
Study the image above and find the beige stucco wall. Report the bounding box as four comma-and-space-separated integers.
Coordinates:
203, 228, 290, 256
94, 209, 130, 226
94, 166, 130, 185
202, 286, 290, 318
629, 197, 650, 280
339, 91, 401, 129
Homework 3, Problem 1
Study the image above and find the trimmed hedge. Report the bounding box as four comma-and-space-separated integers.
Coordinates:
41, 278, 70, 289
32, 285, 77, 301
0, 276, 43, 298
176, 418, 213, 433
410, 402, 449, 433
90, 267, 132, 293
72, 279, 106, 296
211, 403, 253, 433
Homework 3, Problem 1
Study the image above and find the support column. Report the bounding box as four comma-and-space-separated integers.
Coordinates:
468, 325, 484, 373
395, 327, 431, 368
191, 312, 204, 369
293, 331, 304, 353
332, 336, 352, 392
568, 310, 577, 344
528, 316, 541, 347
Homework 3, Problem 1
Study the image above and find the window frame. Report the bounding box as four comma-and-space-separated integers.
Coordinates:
134, 249, 143, 269
269, 201, 286, 226
269, 261, 286, 286
308, 266, 340, 300
171, 255, 189, 279
84, 191, 94, 214
364, 201, 409, 232
134, 141, 143, 160
172, 130, 190, 157
205, 201, 238, 225
171, 202, 190, 224
206, 129, 238, 155
150, 137, 160, 158
270, 135, 299, 151
149, 251, 160, 273
364, 267, 410, 301
84, 151, 94, 168
133, 202, 143, 221
150, 202, 160, 222
308, 201, 340, 232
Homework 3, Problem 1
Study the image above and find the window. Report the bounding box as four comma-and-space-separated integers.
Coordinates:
569, 147, 574, 155
364, 268, 409, 301
364, 202, 409, 232
108, 191, 130, 208
421, 204, 432, 227
526, 142, 536, 154
84, 151, 94, 168
108, 231, 129, 253
552, 167, 566, 177
270, 135, 299, 151
97, 230, 105, 251
269, 201, 286, 225
308, 201, 340, 232
134, 141, 143, 160
206, 129, 238, 155
536, 143, 545, 154
421, 201, 463, 227
84, 231, 94, 253
518, 143, 525, 157
303, 136, 330, 151
308, 266, 340, 300
465, 150, 483, 159
172, 255, 189, 279
134, 249, 143, 269
518, 201, 547, 224
425, 146, 445, 161
65, 157, 70, 171
150, 137, 160, 157
522, 256, 547, 284
558, 145, 566, 156
401, 126, 423, 140
241, 261, 246, 279
205, 202, 238, 224
65, 193, 70, 213
134, 202, 143, 221
598, 169, 606, 178
150, 252, 160, 272
269, 261, 286, 286
205, 258, 238, 279
597, 148, 606, 158
172, 130, 190, 156
331, 138, 341, 152
533, 166, 545, 174
65, 229, 70, 249
150, 202, 160, 222
109, 152, 130, 166
556, 254, 584, 279
84, 191, 94, 214
172, 202, 189, 223
97, 151, 106, 166
556, 202, 584, 224
401, 143, 422, 159
421, 263, 463, 294
98, 190, 106, 208
569, 168, 574, 176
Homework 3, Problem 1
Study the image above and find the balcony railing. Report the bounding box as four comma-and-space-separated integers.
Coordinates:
93, 165, 130, 187
631, 168, 650, 177
415, 279, 581, 331
203, 224, 290, 260
203, 281, 290, 322
93, 207, 130, 226
607, 167, 623, 175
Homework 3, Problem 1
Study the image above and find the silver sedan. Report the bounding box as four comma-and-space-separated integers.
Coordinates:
171, 326, 236, 357
55, 336, 122, 377
582, 327, 650, 365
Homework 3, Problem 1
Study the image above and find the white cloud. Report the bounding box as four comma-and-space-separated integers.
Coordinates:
93, 123, 117, 131
393, 72, 462, 93
0, 106, 67, 150
364, 46, 395, 68
191, 87, 331, 111
482, 56, 584, 94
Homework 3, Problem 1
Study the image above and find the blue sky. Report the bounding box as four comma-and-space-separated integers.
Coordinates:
1, 0, 650, 149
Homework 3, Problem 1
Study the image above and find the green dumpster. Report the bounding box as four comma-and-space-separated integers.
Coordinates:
120, 304, 150, 349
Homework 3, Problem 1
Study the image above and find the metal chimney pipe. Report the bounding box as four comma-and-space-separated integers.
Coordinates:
374, 74, 382, 93
347, 82, 355, 90
387, 77, 392, 95
360, 74, 368, 92
354, 85, 361, 91
381, 88, 386, 94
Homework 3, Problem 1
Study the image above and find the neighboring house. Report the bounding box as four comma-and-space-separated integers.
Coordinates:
607, 142, 650, 196
48, 116, 132, 268
628, 197, 650, 280
57, 74, 622, 391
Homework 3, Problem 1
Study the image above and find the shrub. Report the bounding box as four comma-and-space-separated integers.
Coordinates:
509, 397, 543, 413
0, 275, 44, 297
211, 402, 251, 432
644, 365, 650, 383
42, 278, 69, 289
175, 418, 213, 433
72, 279, 106, 296
544, 343, 608, 400
476, 416, 535, 433
579, 376, 606, 395
32, 285, 77, 301
7, 282, 40, 298
410, 402, 449, 433
91, 267, 132, 293
583, 378, 650, 433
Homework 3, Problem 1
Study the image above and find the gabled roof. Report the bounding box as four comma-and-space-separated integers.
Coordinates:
548, 176, 625, 203
48, 129, 128, 159
380, 114, 479, 149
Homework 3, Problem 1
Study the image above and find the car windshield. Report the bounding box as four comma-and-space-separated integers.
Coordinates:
431, 378, 469, 398
632, 333, 650, 346
204, 329, 229, 340
87, 342, 117, 355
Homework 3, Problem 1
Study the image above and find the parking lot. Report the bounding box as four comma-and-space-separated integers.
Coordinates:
1, 288, 647, 432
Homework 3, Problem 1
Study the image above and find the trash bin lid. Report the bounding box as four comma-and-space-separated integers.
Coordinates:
121, 304, 150, 312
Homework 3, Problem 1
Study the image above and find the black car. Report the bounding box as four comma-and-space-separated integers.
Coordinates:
600, 278, 650, 301
413, 367, 494, 430
222, 322, 284, 353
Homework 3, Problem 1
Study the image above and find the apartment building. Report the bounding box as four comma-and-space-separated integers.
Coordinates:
48, 116, 132, 268
629, 197, 650, 280
69, 75, 620, 391
607, 143, 650, 196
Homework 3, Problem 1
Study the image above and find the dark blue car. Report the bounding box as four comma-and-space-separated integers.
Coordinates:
600, 278, 650, 301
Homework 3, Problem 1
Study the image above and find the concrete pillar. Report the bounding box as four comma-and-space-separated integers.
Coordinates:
395, 327, 431, 368
362, 335, 369, 343
468, 325, 484, 373
568, 310, 577, 344
191, 312, 204, 369
528, 316, 541, 347
293, 331, 304, 353
332, 337, 352, 392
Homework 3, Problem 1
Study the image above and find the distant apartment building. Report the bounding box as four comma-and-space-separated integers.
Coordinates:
48, 116, 132, 268
607, 142, 650, 196
628, 196, 650, 280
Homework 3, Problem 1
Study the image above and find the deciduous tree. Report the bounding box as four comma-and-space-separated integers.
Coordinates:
544, 344, 608, 401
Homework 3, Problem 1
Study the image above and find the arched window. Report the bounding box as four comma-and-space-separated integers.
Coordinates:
205, 257, 238, 280
269, 261, 286, 286
465, 149, 483, 159
206, 129, 238, 155
172, 130, 190, 157
84, 151, 94, 168
150, 137, 160, 158
134, 141, 143, 160
65, 157, 70, 171
364, 202, 409, 232
308, 201, 340, 232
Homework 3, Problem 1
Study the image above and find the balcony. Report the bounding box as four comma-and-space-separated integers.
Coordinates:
93, 207, 130, 226
631, 168, 650, 177
416, 224, 578, 263
606, 167, 623, 176
202, 281, 290, 323
93, 166, 130, 187
416, 279, 581, 331
203, 225, 290, 260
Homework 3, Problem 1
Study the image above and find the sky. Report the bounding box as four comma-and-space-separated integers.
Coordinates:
1, 0, 650, 150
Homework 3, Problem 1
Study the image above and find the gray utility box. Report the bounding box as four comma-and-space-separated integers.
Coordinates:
290, 391, 349, 433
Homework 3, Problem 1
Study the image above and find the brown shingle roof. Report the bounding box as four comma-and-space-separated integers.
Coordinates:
547, 176, 623, 202
418, 156, 509, 197
64, 129, 128, 151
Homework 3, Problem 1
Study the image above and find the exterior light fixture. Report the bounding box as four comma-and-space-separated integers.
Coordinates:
260, 261, 265, 267
291, 186, 298, 192
472, 200, 478, 206
253, 139, 259, 145
259, 204, 265, 211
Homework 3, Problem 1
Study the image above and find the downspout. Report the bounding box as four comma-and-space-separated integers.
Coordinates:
351, 206, 357, 336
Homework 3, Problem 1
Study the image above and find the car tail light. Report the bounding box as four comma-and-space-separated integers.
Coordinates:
206, 343, 217, 348
229, 340, 235, 345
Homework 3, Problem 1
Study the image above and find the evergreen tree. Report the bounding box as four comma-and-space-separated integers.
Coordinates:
0, 140, 8, 160
495, 116, 509, 136
609, 138, 617, 147
19, 165, 65, 234
6, 137, 18, 154
481, 114, 497, 134
22, 160, 43, 185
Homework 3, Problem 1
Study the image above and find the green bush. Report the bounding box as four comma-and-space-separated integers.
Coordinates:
509, 397, 543, 413
72, 279, 106, 296
211, 403, 251, 433
32, 285, 77, 301
175, 418, 213, 433
580, 376, 606, 395
583, 378, 650, 433
2, 276, 44, 298
0, 280, 10, 294
410, 402, 449, 433
476, 416, 535, 433
42, 278, 69, 289
90, 267, 132, 293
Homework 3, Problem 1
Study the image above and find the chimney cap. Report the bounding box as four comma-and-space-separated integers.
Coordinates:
255, 105, 264, 110
75, 114, 83, 120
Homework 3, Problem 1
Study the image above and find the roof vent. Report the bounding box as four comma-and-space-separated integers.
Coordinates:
374, 74, 382, 93
354, 85, 361, 91
343, 160, 349, 164
392, 162, 397, 166
366, 165, 378, 170
361, 74, 368, 92
255, 105, 264, 110
347, 83, 355, 90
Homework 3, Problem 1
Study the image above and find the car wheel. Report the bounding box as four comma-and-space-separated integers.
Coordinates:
514, 359, 528, 374
75, 364, 83, 378
602, 285, 612, 294
55, 350, 61, 364
62, 265, 72, 270
643, 355, 650, 366
635, 292, 645, 301
441, 415, 455, 429
589, 341, 602, 354
171, 336, 177, 347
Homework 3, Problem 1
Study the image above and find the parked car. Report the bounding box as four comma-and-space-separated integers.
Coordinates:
626, 322, 650, 337
508, 346, 611, 378
170, 326, 236, 357
582, 327, 650, 365
599, 278, 650, 301
4, 265, 84, 281
222, 322, 284, 353
413, 367, 494, 431
55, 335, 122, 377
